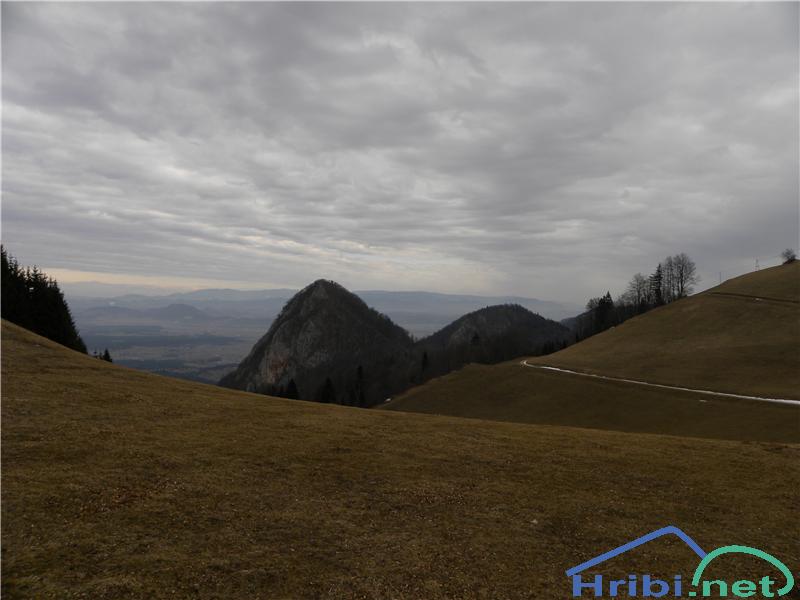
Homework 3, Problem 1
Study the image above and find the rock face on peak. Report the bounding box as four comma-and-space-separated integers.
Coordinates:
221, 281, 572, 407
220, 280, 414, 406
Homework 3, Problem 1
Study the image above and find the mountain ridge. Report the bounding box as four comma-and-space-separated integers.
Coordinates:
220, 279, 571, 406
68, 287, 580, 324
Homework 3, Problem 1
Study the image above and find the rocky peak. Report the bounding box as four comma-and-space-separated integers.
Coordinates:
220, 280, 413, 405
221, 283, 571, 407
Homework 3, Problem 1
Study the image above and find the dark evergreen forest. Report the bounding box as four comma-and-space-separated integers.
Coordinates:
1, 246, 87, 353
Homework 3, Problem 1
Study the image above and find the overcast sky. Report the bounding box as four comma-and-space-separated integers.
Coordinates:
2, 2, 797, 304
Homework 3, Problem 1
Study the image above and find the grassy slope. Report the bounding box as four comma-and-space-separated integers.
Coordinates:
382, 361, 800, 443
384, 264, 799, 440
709, 261, 800, 301
529, 261, 800, 399
3, 320, 799, 599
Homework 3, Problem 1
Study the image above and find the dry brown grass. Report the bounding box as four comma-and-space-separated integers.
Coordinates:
383, 360, 800, 443
529, 262, 800, 399
708, 261, 800, 302
386, 263, 800, 442
2, 320, 799, 599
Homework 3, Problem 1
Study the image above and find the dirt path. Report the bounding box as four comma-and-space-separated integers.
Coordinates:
707, 291, 799, 305
520, 361, 800, 406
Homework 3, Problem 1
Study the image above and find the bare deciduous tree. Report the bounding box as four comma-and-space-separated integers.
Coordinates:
661, 256, 676, 303
781, 248, 796, 264
622, 273, 649, 308
671, 252, 699, 297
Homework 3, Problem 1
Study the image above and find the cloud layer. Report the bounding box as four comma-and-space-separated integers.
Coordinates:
2, 3, 797, 303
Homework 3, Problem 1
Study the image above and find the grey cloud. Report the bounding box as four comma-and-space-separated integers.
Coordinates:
2, 2, 797, 303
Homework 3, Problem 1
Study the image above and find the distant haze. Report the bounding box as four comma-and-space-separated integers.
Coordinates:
2, 3, 797, 305
66, 285, 581, 383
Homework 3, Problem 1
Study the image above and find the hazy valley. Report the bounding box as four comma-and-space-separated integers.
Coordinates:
68, 287, 579, 384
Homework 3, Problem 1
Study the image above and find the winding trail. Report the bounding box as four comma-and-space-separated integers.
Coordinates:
707, 291, 800, 305
520, 361, 800, 406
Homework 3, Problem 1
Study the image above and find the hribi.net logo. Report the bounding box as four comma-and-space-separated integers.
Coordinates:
566, 526, 796, 598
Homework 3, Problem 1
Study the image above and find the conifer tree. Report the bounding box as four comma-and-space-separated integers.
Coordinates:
1, 246, 87, 353
317, 377, 336, 404
649, 264, 664, 306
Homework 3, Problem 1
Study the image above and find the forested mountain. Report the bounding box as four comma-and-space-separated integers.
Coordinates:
1, 246, 87, 353
220, 280, 571, 406
416, 305, 570, 380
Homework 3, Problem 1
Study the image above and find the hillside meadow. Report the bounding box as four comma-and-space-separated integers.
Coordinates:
2, 320, 799, 598
529, 262, 800, 399
385, 264, 800, 441
383, 360, 799, 443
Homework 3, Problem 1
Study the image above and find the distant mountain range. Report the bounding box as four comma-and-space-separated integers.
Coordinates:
78, 303, 210, 321
68, 287, 579, 328
220, 280, 571, 406
67, 286, 579, 384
